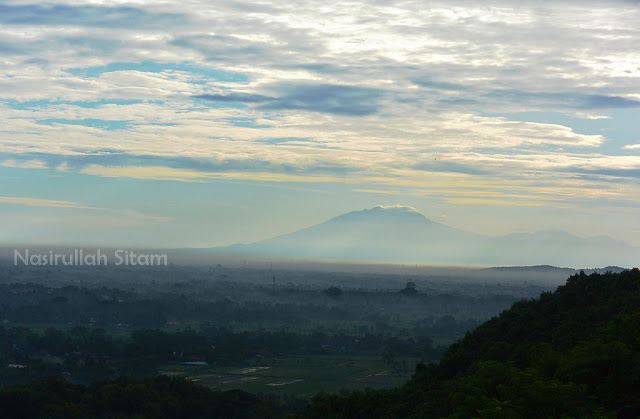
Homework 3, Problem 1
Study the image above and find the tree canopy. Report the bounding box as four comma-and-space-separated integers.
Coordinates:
307, 268, 640, 418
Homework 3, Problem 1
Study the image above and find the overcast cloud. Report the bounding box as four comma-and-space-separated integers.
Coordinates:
1, 0, 639, 246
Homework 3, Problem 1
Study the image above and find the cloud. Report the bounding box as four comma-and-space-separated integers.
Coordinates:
436, 88, 640, 112
412, 161, 492, 176
261, 84, 383, 116
0, 196, 103, 210
0, 195, 172, 223
373, 204, 420, 212
0, 159, 47, 169
624, 144, 640, 150
80, 164, 345, 183
194, 93, 273, 103
66, 62, 248, 83
0, 0, 639, 214
444, 197, 548, 207
0, 4, 188, 28
582, 95, 640, 109
412, 79, 468, 91
196, 84, 384, 116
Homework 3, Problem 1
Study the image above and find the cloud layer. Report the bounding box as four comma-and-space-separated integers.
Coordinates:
1, 0, 639, 224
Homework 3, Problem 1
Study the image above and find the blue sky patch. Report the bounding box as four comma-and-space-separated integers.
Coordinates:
225, 117, 272, 129
37, 118, 131, 130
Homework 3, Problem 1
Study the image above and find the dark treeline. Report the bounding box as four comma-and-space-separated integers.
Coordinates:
0, 324, 443, 385
0, 281, 510, 340
0, 375, 292, 418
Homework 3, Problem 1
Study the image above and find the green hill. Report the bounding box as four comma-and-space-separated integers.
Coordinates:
306, 268, 640, 418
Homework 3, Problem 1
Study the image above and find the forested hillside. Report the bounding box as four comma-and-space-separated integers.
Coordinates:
307, 268, 640, 418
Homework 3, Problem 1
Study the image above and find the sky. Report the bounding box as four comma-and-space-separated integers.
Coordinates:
1, 0, 640, 248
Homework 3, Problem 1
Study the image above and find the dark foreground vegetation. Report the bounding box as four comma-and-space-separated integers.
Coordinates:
309, 268, 640, 418
0, 263, 539, 392
0, 375, 291, 418
2, 268, 640, 417
0, 325, 441, 384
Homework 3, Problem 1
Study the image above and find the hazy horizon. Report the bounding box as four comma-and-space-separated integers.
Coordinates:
2, 204, 637, 269
1, 203, 637, 248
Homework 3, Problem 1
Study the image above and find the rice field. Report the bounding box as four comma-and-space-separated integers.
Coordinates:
159, 354, 420, 397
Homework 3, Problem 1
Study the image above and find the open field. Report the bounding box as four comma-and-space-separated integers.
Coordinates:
159, 354, 419, 397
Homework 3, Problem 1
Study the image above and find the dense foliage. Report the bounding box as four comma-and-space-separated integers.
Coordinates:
3, 269, 640, 417
0, 324, 443, 385
0, 375, 288, 418
307, 269, 640, 418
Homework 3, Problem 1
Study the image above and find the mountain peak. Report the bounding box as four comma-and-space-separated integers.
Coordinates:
331, 205, 432, 223
370, 204, 420, 213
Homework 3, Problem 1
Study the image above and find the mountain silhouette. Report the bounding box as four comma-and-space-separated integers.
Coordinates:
220, 205, 638, 267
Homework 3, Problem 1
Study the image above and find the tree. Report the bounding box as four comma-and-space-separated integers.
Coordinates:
399, 281, 418, 295
324, 287, 343, 298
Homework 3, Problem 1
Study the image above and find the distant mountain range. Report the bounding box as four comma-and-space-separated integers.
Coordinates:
216, 205, 638, 268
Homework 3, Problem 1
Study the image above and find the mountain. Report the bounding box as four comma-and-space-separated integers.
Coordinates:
219, 205, 638, 267
225, 205, 482, 263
